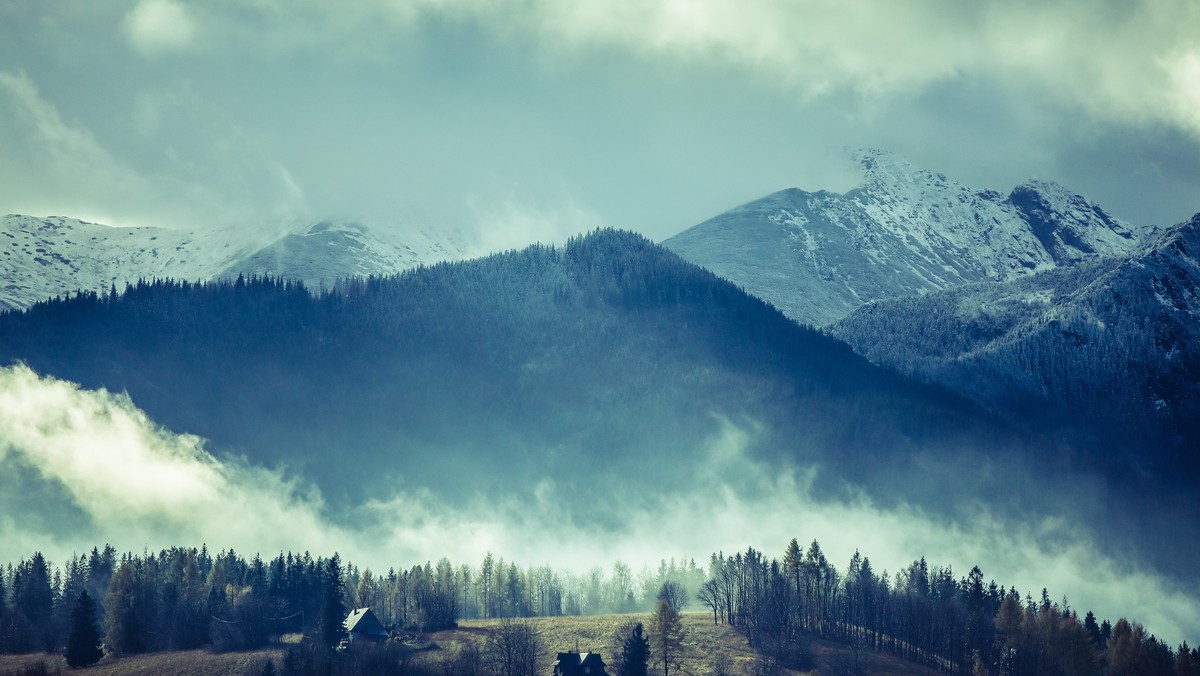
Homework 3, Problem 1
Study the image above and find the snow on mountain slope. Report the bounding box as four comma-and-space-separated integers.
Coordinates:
0, 215, 468, 311
663, 149, 1147, 326
0, 215, 261, 312
224, 218, 472, 291
829, 212, 1200, 473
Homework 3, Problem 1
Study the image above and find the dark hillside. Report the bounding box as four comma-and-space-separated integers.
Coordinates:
0, 230, 1050, 522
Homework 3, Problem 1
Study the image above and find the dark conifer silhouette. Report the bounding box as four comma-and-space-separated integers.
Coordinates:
65, 590, 103, 668
616, 621, 650, 676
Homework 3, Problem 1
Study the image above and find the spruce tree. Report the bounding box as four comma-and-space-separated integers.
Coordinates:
617, 622, 650, 676
65, 590, 104, 668
318, 555, 346, 649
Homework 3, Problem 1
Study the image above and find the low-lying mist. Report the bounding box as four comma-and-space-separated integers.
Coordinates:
1, 364, 1195, 645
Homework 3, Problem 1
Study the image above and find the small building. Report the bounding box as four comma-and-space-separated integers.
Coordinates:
552, 651, 609, 676
343, 607, 389, 643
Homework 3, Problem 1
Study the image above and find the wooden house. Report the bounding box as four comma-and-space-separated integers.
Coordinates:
552, 651, 609, 676
343, 607, 389, 643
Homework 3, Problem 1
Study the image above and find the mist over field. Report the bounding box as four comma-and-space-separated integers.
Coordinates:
2, 363, 1196, 645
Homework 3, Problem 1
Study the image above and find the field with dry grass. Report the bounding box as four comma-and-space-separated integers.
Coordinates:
423, 612, 943, 676
0, 647, 283, 676
431, 612, 761, 675
0, 616, 941, 676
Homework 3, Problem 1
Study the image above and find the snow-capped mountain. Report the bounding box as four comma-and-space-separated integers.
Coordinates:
0, 214, 468, 311
663, 149, 1148, 326
218, 219, 472, 292
830, 212, 1200, 475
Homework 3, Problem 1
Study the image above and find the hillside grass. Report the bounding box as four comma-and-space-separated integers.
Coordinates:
423, 612, 942, 676
0, 647, 282, 676
0, 616, 941, 675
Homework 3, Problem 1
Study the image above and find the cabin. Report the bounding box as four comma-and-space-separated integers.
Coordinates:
552, 651, 609, 676
343, 607, 389, 643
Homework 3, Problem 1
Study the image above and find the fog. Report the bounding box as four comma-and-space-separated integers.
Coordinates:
1, 364, 1195, 645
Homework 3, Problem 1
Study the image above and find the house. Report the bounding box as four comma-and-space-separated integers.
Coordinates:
552, 651, 609, 676
343, 607, 389, 643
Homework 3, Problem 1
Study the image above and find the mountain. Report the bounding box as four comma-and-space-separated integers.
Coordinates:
0, 214, 467, 311
663, 150, 1147, 326
0, 230, 1061, 521
829, 213, 1200, 479
220, 218, 471, 290
2, 228, 1196, 602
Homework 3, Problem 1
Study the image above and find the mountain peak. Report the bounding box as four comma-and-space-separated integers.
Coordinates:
853, 148, 945, 189
1007, 180, 1137, 264
665, 151, 1152, 326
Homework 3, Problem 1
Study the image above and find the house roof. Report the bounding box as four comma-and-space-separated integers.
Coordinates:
554, 651, 606, 667
344, 607, 389, 637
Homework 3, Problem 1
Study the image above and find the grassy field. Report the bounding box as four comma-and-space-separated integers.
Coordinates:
0, 647, 282, 676
427, 612, 942, 676
434, 612, 761, 675
0, 615, 941, 675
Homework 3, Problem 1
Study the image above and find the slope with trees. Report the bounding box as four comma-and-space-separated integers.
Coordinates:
0, 229, 1053, 528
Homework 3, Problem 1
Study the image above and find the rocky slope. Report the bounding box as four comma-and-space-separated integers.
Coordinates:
830, 213, 1200, 476
663, 150, 1147, 326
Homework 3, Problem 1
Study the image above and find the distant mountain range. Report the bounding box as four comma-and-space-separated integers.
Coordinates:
664, 149, 1150, 326
0, 214, 468, 312
2, 152, 1198, 582
662, 149, 1198, 499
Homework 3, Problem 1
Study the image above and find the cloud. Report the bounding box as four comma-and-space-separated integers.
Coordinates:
0, 70, 308, 229
1165, 49, 1200, 134
354, 416, 1200, 645
465, 194, 607, 256
1, 366, 1194, 645
0, 364, 345, 558
124, 0, 197, 55
156, 0, 1200, 140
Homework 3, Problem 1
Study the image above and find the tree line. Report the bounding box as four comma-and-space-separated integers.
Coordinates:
1, 539, 1196, 676
0, 544, 702, 659
700, 539, 1197, 676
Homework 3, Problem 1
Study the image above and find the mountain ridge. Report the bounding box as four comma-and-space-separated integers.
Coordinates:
0, 229, 1048, 519
0, 214, 468, 311
829, 211, 1200, 478
663, 149, 1148, 326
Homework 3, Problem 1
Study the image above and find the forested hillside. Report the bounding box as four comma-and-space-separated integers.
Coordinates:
0, 229, 1037, 521
830, 213, 1200, 484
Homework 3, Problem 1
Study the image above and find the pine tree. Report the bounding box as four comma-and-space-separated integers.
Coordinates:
65, 590, 104, 668
616, 622, 650, 676
318, 554, 346, 649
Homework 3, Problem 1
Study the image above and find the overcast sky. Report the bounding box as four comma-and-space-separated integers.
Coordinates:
1, 0, 1198, 247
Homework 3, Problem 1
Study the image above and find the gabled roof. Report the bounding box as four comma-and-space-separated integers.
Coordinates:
554, 651, 606, 667
344, 607, 389, 637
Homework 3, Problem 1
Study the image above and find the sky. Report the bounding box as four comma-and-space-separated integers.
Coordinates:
1, 0, 1199, 250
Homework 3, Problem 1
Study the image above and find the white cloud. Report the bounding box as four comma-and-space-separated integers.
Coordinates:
359, 417, 1200, 645
0, 70, 308, 229
466, 194, 607, 256
124, 0, 197, 55
0, 364, 344, 558
1165, 50, 1200, 135
176, 0, 1200, 139
0, 70, 157, 225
